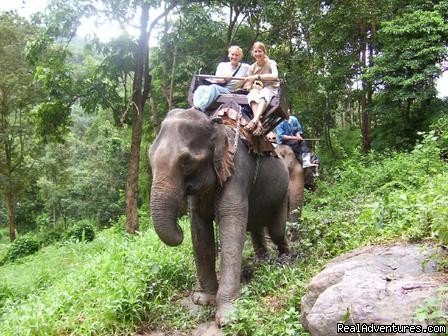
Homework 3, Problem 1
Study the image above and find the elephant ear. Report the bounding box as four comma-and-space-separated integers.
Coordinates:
211, 119, 234, 187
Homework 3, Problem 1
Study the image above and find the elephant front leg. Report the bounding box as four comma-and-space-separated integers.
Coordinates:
215, 201, 248, 326
189, 197, 218, 306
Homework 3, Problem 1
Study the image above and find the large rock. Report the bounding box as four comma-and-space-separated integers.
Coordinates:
301, 244, 447, 336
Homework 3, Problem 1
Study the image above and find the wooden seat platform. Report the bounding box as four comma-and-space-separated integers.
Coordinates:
187, 74, 289, 135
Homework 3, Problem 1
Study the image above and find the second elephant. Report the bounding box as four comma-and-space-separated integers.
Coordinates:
275, 144, 305, 221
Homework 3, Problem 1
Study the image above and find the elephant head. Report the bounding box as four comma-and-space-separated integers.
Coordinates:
149, 109, 234, 246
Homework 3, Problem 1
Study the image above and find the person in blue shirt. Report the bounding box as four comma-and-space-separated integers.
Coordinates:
276, 109, 317, 168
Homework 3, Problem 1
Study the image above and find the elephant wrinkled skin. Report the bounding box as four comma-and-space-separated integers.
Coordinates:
149, 108, 289, 326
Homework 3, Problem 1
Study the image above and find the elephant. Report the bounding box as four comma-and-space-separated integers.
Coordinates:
149, 108, 290, 326
275, 144, 318, 222
275, 144, 305, 222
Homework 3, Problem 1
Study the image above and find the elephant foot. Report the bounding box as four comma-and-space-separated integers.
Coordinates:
255, 249, 269, 260
277, 251, 292, 264
215, 302, 236, 327
191, 290, 216, 306
278, 244, 290, 256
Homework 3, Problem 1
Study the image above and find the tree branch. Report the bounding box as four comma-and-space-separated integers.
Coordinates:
148, 1, 179, 37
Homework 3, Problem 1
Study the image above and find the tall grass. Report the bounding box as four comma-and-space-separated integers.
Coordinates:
296, 130, 448, 260
0, 226, 10, 260
0, 218, 196, 335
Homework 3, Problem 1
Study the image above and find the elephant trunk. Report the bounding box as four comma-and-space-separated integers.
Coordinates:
150, 181, 184, 246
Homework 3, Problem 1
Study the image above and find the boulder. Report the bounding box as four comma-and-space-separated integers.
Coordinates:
301, 244, 447, 336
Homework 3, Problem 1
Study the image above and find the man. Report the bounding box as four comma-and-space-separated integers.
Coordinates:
275, 109, 318, 168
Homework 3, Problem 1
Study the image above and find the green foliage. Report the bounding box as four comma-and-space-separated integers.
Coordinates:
1, 234, 40, 264
319, 126, 362, 167
432, 113, 448, 160
32, 107, 128, 229
0, 12, 44, 240
369, 5, 448, 102
416, 287, 448, 326
370, 96, 448, 151
1, 1, 448, 335
0, 201, 6, 230
14, 182, 45, 233
298, 125, 448, 263
35, 101, 72, 143
35, 227, 65, 247
28, 2, 113, 143
67, 110, 128, 226
81, 35, 137, 126
356, 131, 448, 243
364, 1, 448, 149
0, 217, 195, 335
65, 220, 95, 242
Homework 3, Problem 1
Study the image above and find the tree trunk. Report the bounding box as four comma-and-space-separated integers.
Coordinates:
6, 187, 16, 241
125, 3, 151, 234
150, 92, 160, 135
359, 21, 371, 153
360, 93, 370, 152
53, 206, 56, 228
226, 5, 243, 47
4, 138, 16, 241
168, 45, 177, 111
324, 93, 335, 156
161, 44, 178, 111
124, 2, 178, 233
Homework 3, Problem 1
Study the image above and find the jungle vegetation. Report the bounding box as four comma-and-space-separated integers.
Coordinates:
0, 0, 447, 335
